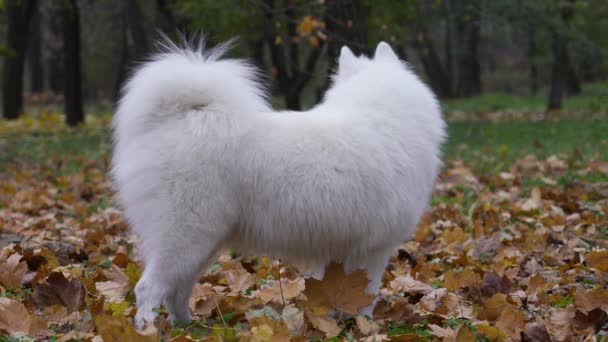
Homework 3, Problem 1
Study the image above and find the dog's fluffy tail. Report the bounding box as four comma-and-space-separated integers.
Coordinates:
113, 37, 268, 142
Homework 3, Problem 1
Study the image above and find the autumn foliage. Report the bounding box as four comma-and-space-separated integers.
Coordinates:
0, 116, 607, 341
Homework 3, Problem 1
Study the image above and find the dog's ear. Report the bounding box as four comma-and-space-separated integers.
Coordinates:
374, 42, 399, 62
339, 46, 356, 66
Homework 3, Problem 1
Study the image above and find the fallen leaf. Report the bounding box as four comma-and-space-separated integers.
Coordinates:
390, 275, 433, 295
94, 314, 156, 342
355, 315, 381, 336
586, 250, 608, 272
0, 297, 44, 335
34, 272, 85, 312
574, 287, 608, 314
0, 253, 28, 288
443, 267, 480, 291
303, 262, 374, 315
305, 310, 341, 338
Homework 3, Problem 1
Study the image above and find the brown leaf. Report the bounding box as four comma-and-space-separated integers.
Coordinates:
586, 250, 608, 272
355, 315, 381, 336
220, 262, 253, 295
281, 305, 304, 336
443, 267, 480, 291
455, 324, 476, 342
545, 306, 576, 342
574, 287, 608, 314
258, 277, 305, 304
305, 310, 341, 338
303, 262, 374, 316
495, 306, 526, 340
475, 324, 505, 341
34, 272, 85, 312
0, 253, 28, 288
522, 321, 551, 342
0, 298, 45, 336
390, 275, 433, 295
94, 314, 156, 342
480, 272, 511, 298
427, 324, 455, 339
478, 293, 512, 322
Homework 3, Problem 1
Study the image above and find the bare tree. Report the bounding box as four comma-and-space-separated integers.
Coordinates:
62, 0, 84, 126
27, 6, 44, 94
2, 0, 38, 119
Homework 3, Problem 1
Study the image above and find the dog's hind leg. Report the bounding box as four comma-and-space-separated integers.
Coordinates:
345, 248, 393, 318
134, 221, 225, 329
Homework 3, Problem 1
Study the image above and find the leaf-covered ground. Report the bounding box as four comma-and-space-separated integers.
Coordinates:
0, 114, 607, 341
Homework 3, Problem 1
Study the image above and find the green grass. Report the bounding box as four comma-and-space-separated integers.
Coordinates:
443, 81, 608, 115
0, 127, 110, 174
444, 120, 608, 173
1, 115, 606, 176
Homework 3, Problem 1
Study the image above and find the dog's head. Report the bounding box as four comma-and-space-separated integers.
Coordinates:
332, 42, 402, 84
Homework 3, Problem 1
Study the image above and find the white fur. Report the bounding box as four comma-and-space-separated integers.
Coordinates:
111, 39, 446, 328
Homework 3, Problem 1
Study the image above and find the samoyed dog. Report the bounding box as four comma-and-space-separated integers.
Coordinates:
112, 38, 445, 328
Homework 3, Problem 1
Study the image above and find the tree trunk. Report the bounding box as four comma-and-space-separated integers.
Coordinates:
456, 1, 481, 97
2, 0, 37, 119
261, 0, 326, 110
548, 29, 566, 110
528, 23, 539, 94
564, 49, 581, 96
47, 4, 64, 94
319, 0, 367, 102
548, 0, 579, 109
113, 5, 129, 102
444, 0, 455, 91
125, 0, 148, 61
62, 0, 84, 126
413, 29, 453, 98
27, 6, 44, 94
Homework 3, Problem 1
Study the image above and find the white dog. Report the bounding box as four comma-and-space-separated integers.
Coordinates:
111, 39, 445, 328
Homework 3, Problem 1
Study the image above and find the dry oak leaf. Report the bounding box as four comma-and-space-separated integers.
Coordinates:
443, 267, 480, 291
389, 275, 433, 295
478, 293, 513, 322
494, 305, 526, 340
94, 314, 156, 342
220, 262, 253, 295
95, 280, 128, 304
303, 262, 374, 316
454, 324, 476, 342
574, 287, 608, 314
427, 324, 456, 339
281, 305, 305, 336
0, 297, 45, 336
355, 315, 381, 336
474, 324, 505, 341
248, 316, 290, 342
586, 250, 608, 272
0, 253, 28, 288
545, 305, 576, 342
34, 271, 85, 312
420, 288, 473, 318
258, 277, 305, 304
305, 309, 341, 338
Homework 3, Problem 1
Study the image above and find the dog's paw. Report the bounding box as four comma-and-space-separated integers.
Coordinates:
134, 307, 158, 330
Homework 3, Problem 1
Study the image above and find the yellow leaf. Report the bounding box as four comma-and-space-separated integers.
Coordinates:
95, 314, 156, 342
125, 263, 142, 289
297, 16, 313, 35
476, 324, 505, 341
309, 36, 319, 48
